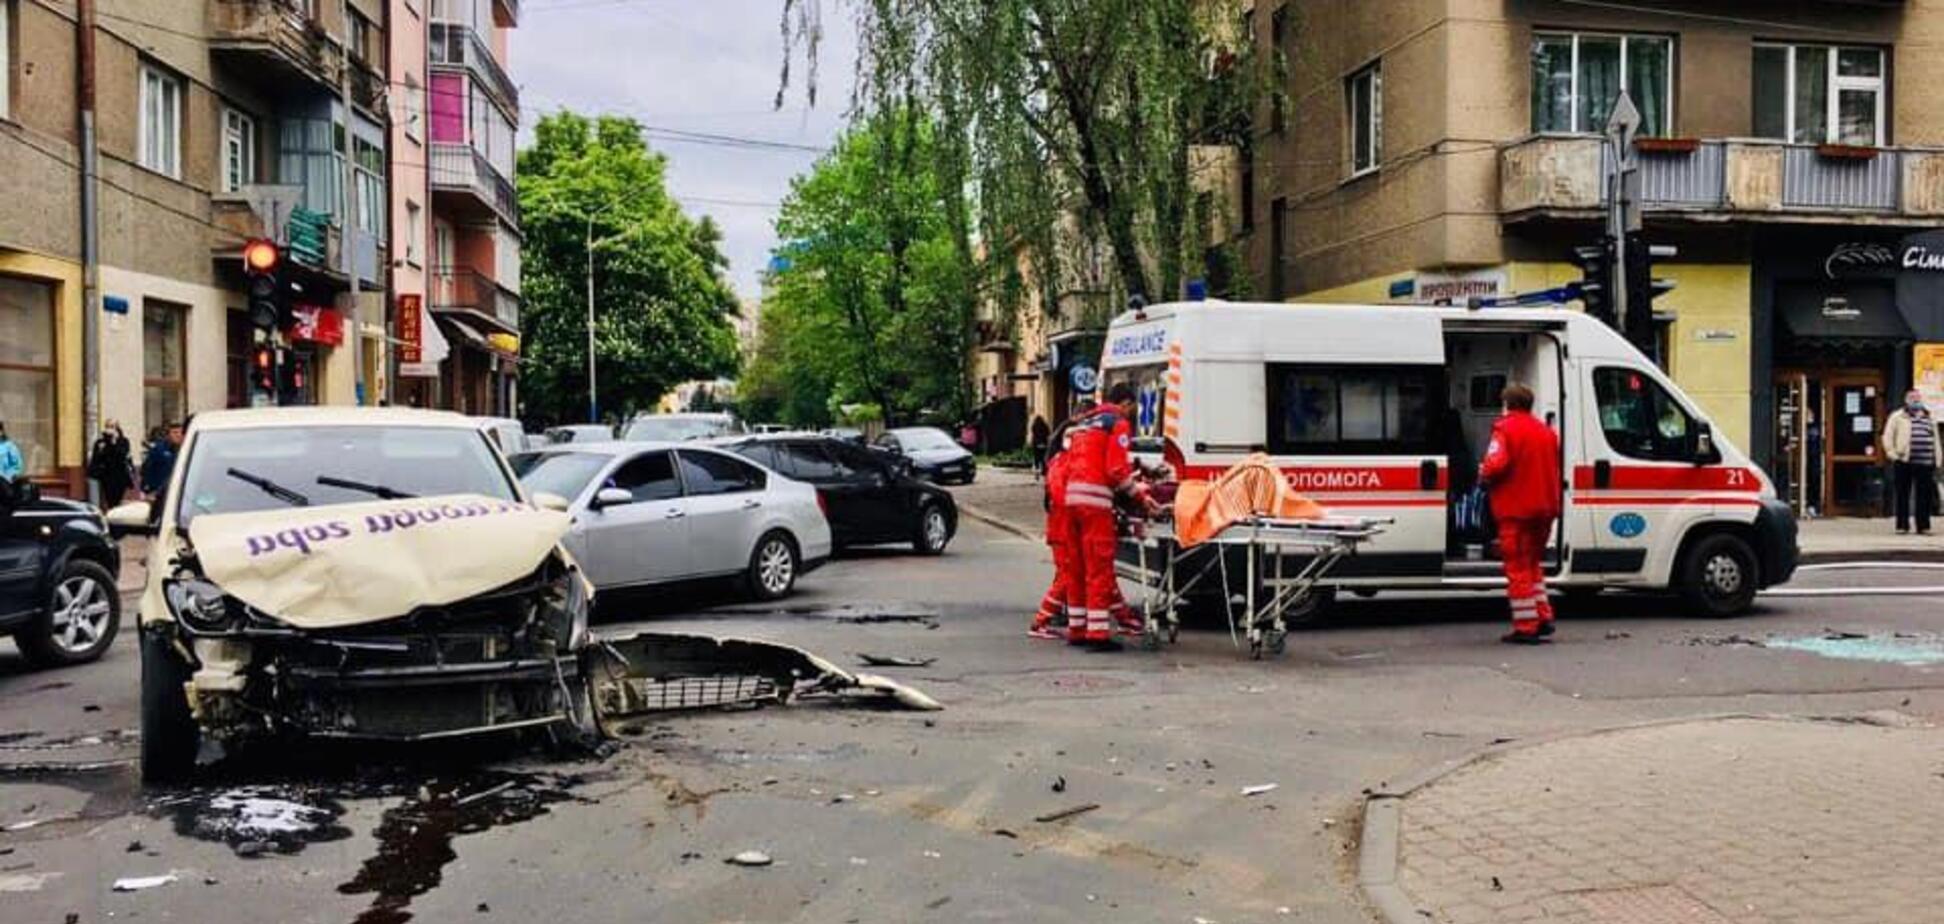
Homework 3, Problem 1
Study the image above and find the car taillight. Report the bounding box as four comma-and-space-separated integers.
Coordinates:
815, 490, 829, 518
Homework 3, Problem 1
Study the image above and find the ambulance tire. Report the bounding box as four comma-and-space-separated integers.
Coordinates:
1677, 532, 1759, 618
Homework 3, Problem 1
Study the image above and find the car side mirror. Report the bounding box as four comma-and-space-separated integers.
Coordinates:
11, 480, 40, 506
591, 487, 634, 510
532, 491, 570, 513
1692, 423, 1720, 465
106, 501, 155, 538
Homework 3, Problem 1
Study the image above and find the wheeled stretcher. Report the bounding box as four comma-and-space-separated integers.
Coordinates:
1119, 515, 1391, 658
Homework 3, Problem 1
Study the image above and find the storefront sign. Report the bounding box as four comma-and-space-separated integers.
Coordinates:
1692, 328, 1738, 342
288, 305, 345, 346
1917, 343, 1944, 411
1408, 269, 1505, 305
397, 294, 422, 363
1895, 230, 1944, 340
1825, 242, 1896, 278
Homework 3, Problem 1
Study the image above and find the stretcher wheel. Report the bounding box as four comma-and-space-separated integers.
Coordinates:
1266, 628, 1288, 656
1166, 623, 1179, 644
1141, 629, 1162, 651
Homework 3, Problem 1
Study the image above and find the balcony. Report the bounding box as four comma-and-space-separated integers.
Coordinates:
430, 267, 521, 335
208, 0, 339, 91
429, 22, 519, 114
430, 143, 519, 226
212, 187, 390, 287
1499, 134, 1944, 226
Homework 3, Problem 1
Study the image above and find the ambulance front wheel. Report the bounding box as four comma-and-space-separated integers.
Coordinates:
1677, 532, 1759, 618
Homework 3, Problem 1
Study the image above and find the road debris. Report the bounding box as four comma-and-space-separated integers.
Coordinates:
1051, 775, 1067, 793
855, 653, 937, 668
112, 873, 179, 892
590, 633, 944, 725
1240, 783, 1279, 797
1034, 803, 1100, 824
0, 872, 63, 893
727, 850, 774, 867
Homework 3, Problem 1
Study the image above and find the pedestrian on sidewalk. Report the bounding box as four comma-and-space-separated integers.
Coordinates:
88, 420, 135, 508
1479, 383, 1561, 645
139, 423, 182, 498
1030, 415, 1051, 480
0, 422, 21, 482
1881, 390, 1939, 535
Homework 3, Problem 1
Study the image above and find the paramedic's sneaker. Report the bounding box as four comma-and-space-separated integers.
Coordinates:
1500, 630, 1548, 645
1084, 637, 1124, 652
1536, 621, 1556, 637
1027, 625, 1063, 641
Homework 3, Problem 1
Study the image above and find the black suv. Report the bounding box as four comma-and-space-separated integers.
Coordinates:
0, 479, 121, 667
714, 434, 958, 554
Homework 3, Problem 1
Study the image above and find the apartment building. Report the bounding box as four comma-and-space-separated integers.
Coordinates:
1245, 0, 1944, 517
390, 0, 520, 415
0, 0, 390, 495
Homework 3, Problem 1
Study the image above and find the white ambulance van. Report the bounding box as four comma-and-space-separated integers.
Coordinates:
1102, 300, 1798, 619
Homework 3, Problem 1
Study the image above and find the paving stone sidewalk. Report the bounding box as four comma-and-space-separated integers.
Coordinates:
1393, 717, 1944, 924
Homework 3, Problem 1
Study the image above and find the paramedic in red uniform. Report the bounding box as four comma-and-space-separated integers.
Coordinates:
1063, 383, 1152, 651
1478, 383, 1562, 644
1030, 429, 1073, 640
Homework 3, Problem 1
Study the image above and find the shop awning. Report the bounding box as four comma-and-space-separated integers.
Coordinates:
437, 315, 521, 362
1777, 284, 1913, 341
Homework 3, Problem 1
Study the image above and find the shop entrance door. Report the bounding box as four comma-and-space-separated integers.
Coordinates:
1777, 369, 1887, 517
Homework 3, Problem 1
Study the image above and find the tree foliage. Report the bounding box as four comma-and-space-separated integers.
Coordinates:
517, 111, 741, 424
739, 114, 975, 428
778, 0, 1254, 329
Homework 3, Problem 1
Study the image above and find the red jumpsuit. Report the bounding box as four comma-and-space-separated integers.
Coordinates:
1479, 409, 1563, 637
1063, 404, 1144, 643
1031, 450, 1073, 638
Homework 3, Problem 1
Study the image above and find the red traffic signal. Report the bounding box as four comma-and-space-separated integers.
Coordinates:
242, 239, 280, 273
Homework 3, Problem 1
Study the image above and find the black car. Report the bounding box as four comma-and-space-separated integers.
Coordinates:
0, 479, 120, 667
874, 427, 977, 485
716, 435, 958, 554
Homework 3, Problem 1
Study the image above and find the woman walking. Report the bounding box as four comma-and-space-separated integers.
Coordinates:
87, 420, 135, 507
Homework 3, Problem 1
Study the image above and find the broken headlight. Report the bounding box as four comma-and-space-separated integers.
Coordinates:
164, 578, 239, 633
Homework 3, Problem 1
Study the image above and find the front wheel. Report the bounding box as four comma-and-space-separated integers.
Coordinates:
745, 532, 800, 601
913, 504, 951, 556
139, 627, 199, 783
17, 560, 120, 668
1678, 533, 1759, 618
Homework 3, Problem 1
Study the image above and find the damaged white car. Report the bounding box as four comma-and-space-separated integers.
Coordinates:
109, 409, 934, 784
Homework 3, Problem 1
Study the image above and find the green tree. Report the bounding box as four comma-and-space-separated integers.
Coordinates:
517, 111, 741, 423
777, 0, 1255, 326
742, 114, 975, 427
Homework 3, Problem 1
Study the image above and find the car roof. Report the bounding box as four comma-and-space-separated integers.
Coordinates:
522, 440, 725, 457
704, 431, 827, 445
189, 407, 476, 432
629, 412, 734, 421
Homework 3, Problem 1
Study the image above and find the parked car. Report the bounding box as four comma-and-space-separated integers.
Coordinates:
545, 424, 615, 445
1, 478, 120, 667
106, 407, 597, 781
752, 424, 791, 434
822, 427, 867, 444
619, 412, 745, 443
473, 416, 536, 455
874, 427, 978, 485
510, 442, 830, 600
713, 434, 957, 555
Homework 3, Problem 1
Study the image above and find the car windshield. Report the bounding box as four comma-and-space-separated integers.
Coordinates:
511, 451, 611, 502
623, 417, 733, 441
173, 426, 517, 528
895, 428, 960, 452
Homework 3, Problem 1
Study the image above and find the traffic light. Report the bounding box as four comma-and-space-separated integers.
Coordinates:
1623, 232, 1677, 355
1573, 236, 1616, 327
251, 346, 275, 397
279, 352, 307, 405
242, 239, 285, 333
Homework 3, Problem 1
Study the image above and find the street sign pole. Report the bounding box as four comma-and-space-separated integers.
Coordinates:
1603, 90, 1642, 335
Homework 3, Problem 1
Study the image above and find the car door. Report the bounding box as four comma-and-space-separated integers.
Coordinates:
1579, 365, 1726, 584
0, 494, 45, 619
826, 441, 906, 542
777, 441, 858, 543
675, 449, 767, 576
573, 451, 690, 589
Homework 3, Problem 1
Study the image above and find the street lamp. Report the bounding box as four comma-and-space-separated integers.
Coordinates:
581, 200, 646, 424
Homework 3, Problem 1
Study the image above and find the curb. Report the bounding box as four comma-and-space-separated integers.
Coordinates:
1799, 548, 1944, 565
1352, 711, 1846, 924
954, 501, 1041, 544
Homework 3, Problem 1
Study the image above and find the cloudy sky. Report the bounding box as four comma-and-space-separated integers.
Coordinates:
512, 0, 861, 299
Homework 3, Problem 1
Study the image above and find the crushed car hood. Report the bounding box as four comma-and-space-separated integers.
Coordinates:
185, 494, 571, 630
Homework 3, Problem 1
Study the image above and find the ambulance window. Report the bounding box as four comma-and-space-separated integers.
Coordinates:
1267, 364, 1441, 455
1594, 367, 1695, 461
1101, 364, 1168, 452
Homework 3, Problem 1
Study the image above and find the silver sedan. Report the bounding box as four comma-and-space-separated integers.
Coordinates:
512, 442, 832, 600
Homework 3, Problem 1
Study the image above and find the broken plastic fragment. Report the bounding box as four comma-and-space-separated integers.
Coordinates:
726, 850, 773, 867
112, 873, 179, 892
1240, 783, 1279, 797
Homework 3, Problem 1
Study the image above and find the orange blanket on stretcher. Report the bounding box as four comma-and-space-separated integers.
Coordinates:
1171, 454, 1328, 548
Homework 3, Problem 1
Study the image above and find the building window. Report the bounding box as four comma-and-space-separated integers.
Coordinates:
1753, 44, 1884, 146
1347, 63, 1381, 175
353, 135, 385, 237
143, 300, 188, 432
348, 10, 376, 66
1269, 5, 1288, 134
404, 200, 423, 265
0, 275, 54, 476
221, 108, 257, 193
139, 64, 184, 178
403, 74, 424, 143
1268, 195, 1287, 300
1531, 32, 1673, 136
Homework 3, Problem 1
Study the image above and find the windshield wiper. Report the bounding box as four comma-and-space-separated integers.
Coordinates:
226, 467, 312, 507
316, 475, 417, 500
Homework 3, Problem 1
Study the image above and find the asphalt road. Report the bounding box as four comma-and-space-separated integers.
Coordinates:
3, 523, 1942, 923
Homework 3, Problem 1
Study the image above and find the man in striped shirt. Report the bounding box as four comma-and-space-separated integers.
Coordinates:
1883, 390, 1939, 535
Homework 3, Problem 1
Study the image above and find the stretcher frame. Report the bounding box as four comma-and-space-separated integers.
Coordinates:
1123, 515, 1391, 658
